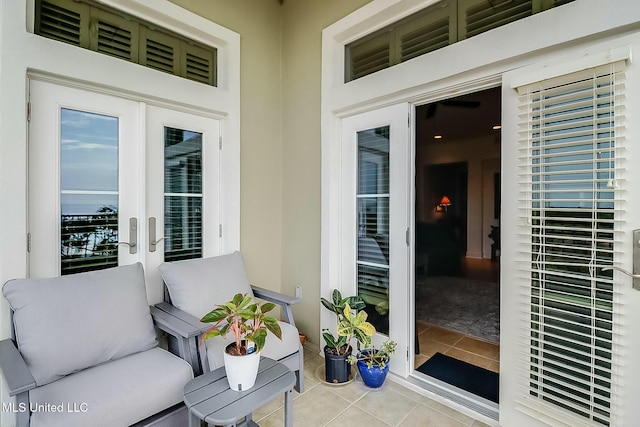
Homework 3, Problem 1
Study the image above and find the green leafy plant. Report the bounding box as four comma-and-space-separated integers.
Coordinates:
321, 289, 376, 355
347, 339, 397, 369
199, 293, 282, 356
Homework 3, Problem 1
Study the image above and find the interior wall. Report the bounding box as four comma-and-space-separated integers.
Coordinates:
416, 135, 500, 260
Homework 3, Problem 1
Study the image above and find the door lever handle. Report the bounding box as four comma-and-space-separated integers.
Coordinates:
601, 266, 640, 279
117, 217, 137, 254
148, 217, 165, 252
601, 229, 640, 290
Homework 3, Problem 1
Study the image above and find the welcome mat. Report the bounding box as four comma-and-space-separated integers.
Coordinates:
416, 352, 499, 403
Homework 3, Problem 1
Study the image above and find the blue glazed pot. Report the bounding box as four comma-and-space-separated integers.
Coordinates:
356, 350, 390, 388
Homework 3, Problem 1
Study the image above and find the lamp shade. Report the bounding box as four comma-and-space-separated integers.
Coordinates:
440, 196, 452, 206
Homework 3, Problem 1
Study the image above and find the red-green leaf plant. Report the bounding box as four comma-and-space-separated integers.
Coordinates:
199, 293, 282, 356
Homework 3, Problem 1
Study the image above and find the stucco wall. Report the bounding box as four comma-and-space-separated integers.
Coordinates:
170, 0, 370, 345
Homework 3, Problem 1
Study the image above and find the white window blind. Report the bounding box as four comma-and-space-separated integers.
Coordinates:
514, 62, 626, 427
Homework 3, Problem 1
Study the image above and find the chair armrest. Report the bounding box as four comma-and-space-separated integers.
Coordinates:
152, 303, 209, 337
0, 339, 36, 396
251, 285, 300, 326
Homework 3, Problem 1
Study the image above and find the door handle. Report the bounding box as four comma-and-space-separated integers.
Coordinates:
117, 217, 137, 254
149, 217, 165, 252
601, 229, 640, 291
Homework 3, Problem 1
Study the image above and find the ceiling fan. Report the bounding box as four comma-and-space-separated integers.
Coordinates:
425, 99, 481, 119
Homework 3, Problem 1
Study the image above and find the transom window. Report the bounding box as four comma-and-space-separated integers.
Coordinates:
345, 0, 575, 82
35, 0, 217, 86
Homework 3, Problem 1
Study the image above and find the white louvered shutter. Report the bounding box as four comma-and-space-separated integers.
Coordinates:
513, 61, 626, 427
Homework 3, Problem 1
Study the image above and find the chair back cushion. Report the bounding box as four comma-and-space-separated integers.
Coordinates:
3, 263, 157, 386
158, 251, 253, 318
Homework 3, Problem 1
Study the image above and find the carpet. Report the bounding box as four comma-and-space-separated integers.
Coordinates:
417, 352, 499, 403
415, 275, 500, 343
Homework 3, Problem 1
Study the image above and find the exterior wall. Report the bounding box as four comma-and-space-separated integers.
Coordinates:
279, 0, 371, 346
170, 0, 370, 346
169, 0, 285, 293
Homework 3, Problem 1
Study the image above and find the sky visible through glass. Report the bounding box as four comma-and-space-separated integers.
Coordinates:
60, 108, 118, 215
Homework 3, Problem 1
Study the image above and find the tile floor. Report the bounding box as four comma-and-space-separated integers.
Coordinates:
414, 321, 500, 373
252, 344, 495, 427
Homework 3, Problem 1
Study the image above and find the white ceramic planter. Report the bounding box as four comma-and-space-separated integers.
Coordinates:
223, 347, 261, 391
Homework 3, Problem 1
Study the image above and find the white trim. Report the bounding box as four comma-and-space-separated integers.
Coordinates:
510, 45, 632, 91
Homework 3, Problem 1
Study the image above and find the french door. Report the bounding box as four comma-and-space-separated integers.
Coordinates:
501, 55, 640, 427
340, 104, 411, 377
28, 79, 220, 303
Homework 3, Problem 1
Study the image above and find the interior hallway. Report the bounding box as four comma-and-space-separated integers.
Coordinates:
415, 257, 500, 373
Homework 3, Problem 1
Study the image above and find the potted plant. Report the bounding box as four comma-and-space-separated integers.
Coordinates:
199, 293, 282, 391
321, 289, 375, 383
348, 339, 397, 388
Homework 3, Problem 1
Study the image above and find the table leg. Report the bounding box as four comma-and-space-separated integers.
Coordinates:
188, 410, 199, 427
284, 388, 293, 427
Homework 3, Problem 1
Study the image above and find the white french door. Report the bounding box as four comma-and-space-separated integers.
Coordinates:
341, 103, 411, 377
28, 80, 142, 278
145, 105, 220, 302
501, 52, 640, 427
28, 80, 220, 303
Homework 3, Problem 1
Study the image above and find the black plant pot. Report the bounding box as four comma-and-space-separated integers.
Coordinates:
324, 346, 352, 384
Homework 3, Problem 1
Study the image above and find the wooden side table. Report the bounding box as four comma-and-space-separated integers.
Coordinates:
183, 357, 295, 427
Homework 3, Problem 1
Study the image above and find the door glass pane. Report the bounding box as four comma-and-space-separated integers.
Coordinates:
60, 108, 119, 275
357, 126, 390, 335
164, 127, 203, 261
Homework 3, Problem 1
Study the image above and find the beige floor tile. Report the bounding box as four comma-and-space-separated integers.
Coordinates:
325, 406, 392, 427
422, 326, 465, 346
325, 378, 367, 403
423, 398, 475, 424
456, 336, 500, 360
418, 336, 453, 358
398, 403, 468, 427
355, 387, 420, 426
416, 320, 432, 333
257, 385, 350, 427
472, 420, 496, 427
444, 348, 494, 369
386, 380, 425, 402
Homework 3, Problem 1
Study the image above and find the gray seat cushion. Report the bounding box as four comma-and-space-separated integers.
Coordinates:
28, 347, 193, 427
158, 251, 253, 318
2, 263, 158, 386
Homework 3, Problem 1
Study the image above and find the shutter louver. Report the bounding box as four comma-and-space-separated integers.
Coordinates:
463, 0, 533, 39
144, 37, 177, 75
515, 62, 626, 427
93, 12, 137, 62
38, 0, 84, 46
400, 17, 450, 62
35, 0, 217, 87
348, 38, 390, 81
184, 44, 216, 86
